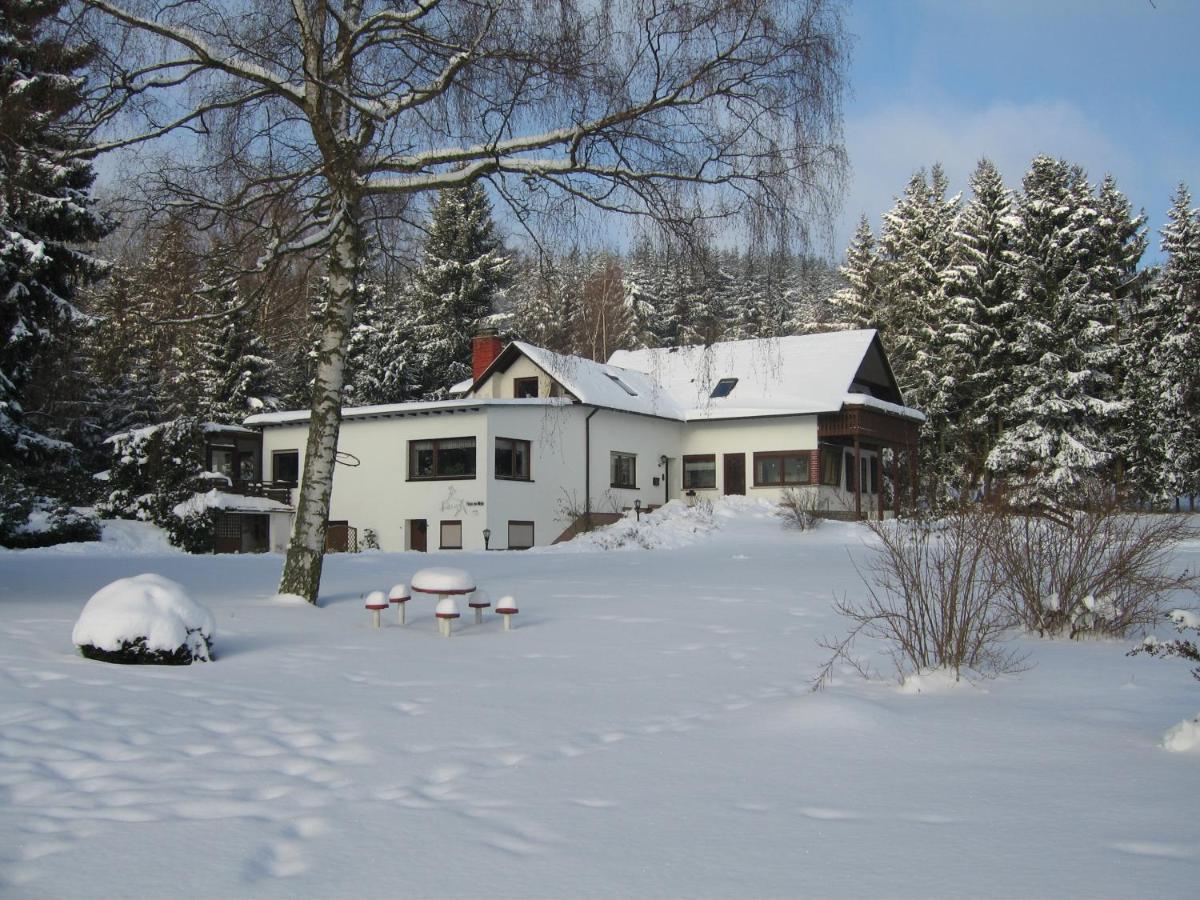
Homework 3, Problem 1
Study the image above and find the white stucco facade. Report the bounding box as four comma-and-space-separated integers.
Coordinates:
247, 332, 922, 552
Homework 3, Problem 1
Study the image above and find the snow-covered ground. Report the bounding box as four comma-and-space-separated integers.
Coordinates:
1, 502, 1197, 898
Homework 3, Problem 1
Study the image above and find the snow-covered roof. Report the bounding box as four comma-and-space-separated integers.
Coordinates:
507, 341, 685, 419
245, 331, 923, 431
173, 490, 293, 518
608, 330, 923, 421
244, 397, 571, 428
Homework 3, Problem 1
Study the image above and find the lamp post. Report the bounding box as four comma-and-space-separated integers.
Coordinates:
634, 498, 642, 522
482, 527, 491, 550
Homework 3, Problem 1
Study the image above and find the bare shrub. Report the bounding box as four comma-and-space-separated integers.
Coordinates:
1128, 610, 1200, 681
775, 488, 822, 531
989, 497, 1200, 639
815, 508, 1024, 688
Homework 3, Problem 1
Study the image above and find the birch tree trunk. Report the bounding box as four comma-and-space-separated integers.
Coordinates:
279, 205, 361, 603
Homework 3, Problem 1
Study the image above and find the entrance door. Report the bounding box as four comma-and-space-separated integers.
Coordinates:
410, 519, 428, 552
723, 453, 746, 496
325, 520, 350, 553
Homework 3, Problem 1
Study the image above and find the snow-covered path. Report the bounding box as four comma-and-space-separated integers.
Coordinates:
2, 504, 1197, 897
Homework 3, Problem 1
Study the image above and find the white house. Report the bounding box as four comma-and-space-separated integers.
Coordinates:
244, 330, 924, 553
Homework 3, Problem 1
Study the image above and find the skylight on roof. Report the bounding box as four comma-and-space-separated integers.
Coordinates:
605, 373, 638, 396
710, 378, 738, 398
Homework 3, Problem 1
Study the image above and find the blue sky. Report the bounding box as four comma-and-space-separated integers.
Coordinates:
841, 0, 1200, 262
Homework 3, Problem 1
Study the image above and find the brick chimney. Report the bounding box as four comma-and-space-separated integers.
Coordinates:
471, 329, 504, 382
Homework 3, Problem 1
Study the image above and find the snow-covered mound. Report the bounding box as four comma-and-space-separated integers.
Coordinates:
1162, 714, 1200, 753
72, 574, 215, 665
544, 495, 778, 552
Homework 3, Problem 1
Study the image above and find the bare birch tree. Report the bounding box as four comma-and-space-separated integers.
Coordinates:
72, 0, 849, 603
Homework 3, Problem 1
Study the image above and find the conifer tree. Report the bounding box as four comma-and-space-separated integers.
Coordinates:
511, 252, 579, 354
945, 158, 1018, 493
206, 288, 279, 422
987, 158, 1120, 504
1090, 174, 1147, 494
408, 184, 509, 397
0, 0, 109, 460
1146, 185, 1200, 503
829, 215, 882, 330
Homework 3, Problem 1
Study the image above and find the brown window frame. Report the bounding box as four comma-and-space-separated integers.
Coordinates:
682, 454, 717, 490
507, 520, 535, 550
495, 437, 532, 481
272, 449, 300, 486
513, 376, 539, 398
752, 450, 812, 487
820, 447, 842, 487
439, 520, 463, 549
610, 451, 637, 489
407, 437, 477, 481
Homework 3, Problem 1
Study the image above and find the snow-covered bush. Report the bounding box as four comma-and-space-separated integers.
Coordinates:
816, 507, 1022, 687
775, 488, 822, 531
72, 574, 215, 665
0, 464, 101, 548
1128, 609, 1200, 681
96, 418, 217, 550
98, 418, 205, 523
989, 501, 1198, 638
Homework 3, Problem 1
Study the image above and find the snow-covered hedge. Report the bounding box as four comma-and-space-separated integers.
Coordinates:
96, 418, 217, 552
72, 574, 215, 665
0, 464, 101, 548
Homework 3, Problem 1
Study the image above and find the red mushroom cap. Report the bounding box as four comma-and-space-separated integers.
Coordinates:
365, 590, 388, 610
435, 611, 461, 619
495, 606, 518, 615
469, 600, 491, 609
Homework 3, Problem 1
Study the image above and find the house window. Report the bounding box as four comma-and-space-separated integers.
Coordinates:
508, 520, 534, 549
209, 446, 235, 480
409, 438, 477, 479
514, 377, 539, 398
820, 448, 842, 487
440, 520, 463, 549
753, 450, 811, 486
605, 373, 638, 396
495, 437, 531, 480
710, 378, 738, 398
272, 450, 299, 485
611, 451, 637, 488
843, 452, 873, 493
682, 454, 717, 489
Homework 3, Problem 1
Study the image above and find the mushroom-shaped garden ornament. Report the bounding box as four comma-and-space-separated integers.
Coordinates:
495, 595, 519, 631
365, 590, 388, 629
389, 582, 411, 625
435, 596, 461, 637
468, 588, 491, 625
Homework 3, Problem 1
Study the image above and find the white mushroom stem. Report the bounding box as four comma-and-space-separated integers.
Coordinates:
396, 602, 406, 625
502, 612, 513, 631
372, 608, 381, 629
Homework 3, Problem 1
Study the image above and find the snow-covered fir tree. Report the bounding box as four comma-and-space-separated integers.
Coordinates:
1145, 184, 1200, 504
203, 285, 280, 421
1090, 174, 1147, 494
830, 215, 883, 331
944, 158, 1019, 493
0, 0, 109, 465
876, 165, 964, 501
408, 183, 509, 397
511, 252, 578, 355
341, 271, 417, 406
986, 157, 1123, 504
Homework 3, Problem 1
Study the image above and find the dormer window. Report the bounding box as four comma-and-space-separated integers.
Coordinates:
513, 377, 539, 398
606, 373, 637, 396
710, 378, 738, 398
